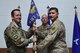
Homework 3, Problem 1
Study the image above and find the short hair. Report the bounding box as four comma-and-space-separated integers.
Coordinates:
11, 9, 20, 17
41, 14, 48, 18
48, 7, 59, 13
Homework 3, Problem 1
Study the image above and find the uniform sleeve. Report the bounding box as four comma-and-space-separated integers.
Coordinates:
7, 27, 32, 47
37, 25, 59, 51
36, 26, 49, 39
36, 31, 48, 39
22, 29, 34, 39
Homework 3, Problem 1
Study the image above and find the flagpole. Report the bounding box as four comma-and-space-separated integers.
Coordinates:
17, 5, 22, 28
33, 32, 37, 53
47, 6, 51, 25
18, 5, 20, 9
27, 0, 40, 52
72, 6, 80, 53
74, 6, 77, 14
47, 6, 50, 9
32, 22, 37, 53
74, 6, 77, 9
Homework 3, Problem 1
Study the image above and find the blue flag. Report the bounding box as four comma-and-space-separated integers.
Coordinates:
27, 0, 40, 26
72, 10, 80, 53
48, 14, 50, 25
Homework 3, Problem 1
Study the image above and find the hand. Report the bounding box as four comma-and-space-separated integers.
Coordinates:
32, 24, 38, 32
33, 43, 37, 51
32, 35, 37, 42
33, 26, 37, 31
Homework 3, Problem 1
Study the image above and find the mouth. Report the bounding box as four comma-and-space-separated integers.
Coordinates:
17, 18, 21, 20
16, 18, 21, 22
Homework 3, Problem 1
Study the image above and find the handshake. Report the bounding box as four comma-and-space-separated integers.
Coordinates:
32, 34, 37, 43
29, 23, 38, 51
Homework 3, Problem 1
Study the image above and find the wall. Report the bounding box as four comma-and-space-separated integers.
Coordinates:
0, 0, 80, 48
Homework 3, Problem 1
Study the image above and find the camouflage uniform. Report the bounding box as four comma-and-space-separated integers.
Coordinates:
4, 21, 33, 53
36, 25, 50, 53
36, 19, 69, 53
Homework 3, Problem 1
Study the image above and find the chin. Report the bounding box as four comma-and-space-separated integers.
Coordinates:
18, 20, 21, 23
17, 21, 21, 24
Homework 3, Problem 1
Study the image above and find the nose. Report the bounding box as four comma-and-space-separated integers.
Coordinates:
43, 19, 46, 21
18, 15, 21, 18
50, 13, 53, 15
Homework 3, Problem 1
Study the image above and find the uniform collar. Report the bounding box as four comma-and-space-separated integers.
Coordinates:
51, 18, 59, 26
11, 21, 19, 28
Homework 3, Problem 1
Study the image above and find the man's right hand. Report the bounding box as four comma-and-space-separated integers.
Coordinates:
32, 25, 38, 32
32, 35, 37, 42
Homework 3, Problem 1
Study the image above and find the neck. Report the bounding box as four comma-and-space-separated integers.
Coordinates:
12, 20, 21, 28
42, 23, 49, 28
52, 17, 58, 23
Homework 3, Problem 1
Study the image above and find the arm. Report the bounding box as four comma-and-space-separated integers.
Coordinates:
36, 25, 59, 51
36, 30, 48, 39
22, 29, 34, 39
33, 27, 49, 39
6, 27, 32, 47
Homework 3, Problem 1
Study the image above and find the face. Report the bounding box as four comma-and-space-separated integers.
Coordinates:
33, 22, 36, 26
41, 15, 48, 24
12, 11, 21, 24
48, 10, 58, 21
